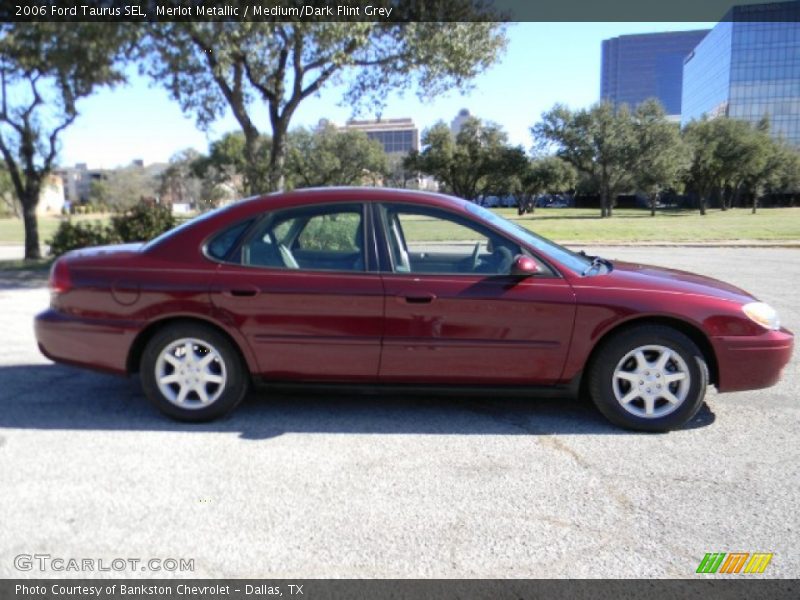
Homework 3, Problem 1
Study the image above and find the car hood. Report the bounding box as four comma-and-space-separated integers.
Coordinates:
599, 260, 755, 303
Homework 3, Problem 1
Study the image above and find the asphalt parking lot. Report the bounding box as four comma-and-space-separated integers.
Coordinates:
0, 247, 797, 579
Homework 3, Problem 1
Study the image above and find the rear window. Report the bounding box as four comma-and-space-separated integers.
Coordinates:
143, 206, 229, 251
206, 219, 253, 261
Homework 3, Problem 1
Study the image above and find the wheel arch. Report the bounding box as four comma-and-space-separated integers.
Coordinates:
126, 315, 255, 376
581, 316, 719, 391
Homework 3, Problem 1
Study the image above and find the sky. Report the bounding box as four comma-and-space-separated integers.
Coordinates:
58, 22, 715, 169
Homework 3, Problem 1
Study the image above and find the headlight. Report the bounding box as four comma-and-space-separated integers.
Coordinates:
742, 302, 780, 330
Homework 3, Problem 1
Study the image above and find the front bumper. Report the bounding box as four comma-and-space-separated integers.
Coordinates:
712, 327, 794, 392
34, 309, 136, 375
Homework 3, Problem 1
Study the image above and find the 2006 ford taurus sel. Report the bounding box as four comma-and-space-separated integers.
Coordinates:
35, 188, 793, 431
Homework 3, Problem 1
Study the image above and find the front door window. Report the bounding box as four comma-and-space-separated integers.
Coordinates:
379, 204, 524, 276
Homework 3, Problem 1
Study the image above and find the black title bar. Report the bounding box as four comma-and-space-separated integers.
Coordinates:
1, 0, 800, 23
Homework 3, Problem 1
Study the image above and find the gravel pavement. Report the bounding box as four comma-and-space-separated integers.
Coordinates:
0, 247, 797, 579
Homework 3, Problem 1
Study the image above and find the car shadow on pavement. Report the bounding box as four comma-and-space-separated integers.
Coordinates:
0, 269, 50, 290
0, 364, 716, 438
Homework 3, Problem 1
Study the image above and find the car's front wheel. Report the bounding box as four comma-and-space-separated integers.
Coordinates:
588, 325, 708, 432
140, 323, 249, 421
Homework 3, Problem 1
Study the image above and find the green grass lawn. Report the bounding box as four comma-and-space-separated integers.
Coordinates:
402, 207, 800, 243
0, 214, 111, 245
504, 207, 800, 243
0, 207, 798, 247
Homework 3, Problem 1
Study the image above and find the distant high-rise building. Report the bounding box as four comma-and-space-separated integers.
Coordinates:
601, 29, 710, 117
450, 108, 472, 135
343, 118, 419, 154
681, 1, 800, 147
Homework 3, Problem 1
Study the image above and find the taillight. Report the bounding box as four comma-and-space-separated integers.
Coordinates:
50, 259, 72, 294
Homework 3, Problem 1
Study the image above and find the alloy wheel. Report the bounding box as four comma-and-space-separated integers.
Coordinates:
154, 337, 227, 409
611, 344, 691, 419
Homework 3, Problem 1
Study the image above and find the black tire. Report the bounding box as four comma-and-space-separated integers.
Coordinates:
587, 325, 709, 432
140, 322, 249, 422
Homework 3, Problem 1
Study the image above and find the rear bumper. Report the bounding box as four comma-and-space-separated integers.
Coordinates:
712, 327, 794, 392
34, 309, 136, 375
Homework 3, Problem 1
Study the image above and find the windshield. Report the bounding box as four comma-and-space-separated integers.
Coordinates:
464, 202, 592, 274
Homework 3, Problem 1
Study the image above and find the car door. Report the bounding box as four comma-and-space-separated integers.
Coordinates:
209, 202, 384, 381
376, 203, 576, 385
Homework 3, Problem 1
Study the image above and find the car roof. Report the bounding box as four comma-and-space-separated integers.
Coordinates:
237, 186, 468, 211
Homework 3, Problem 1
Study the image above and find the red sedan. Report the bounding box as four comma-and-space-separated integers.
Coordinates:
34, 188, 793, 431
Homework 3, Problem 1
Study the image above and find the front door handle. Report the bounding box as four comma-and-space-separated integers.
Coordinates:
402, 293, 436, 304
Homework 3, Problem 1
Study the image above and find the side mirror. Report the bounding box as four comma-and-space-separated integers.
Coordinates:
510, 255, 540, 277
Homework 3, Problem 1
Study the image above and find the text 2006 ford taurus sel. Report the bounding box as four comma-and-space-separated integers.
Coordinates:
35, 188, 793, 431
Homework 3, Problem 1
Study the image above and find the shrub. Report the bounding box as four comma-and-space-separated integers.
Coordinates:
48, 201, 177, 256
48, 220, 118, 256
111, 201, 176, 243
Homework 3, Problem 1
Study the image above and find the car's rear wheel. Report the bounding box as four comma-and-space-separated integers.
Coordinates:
588, 325, 708, 432
141, 323, 248, 421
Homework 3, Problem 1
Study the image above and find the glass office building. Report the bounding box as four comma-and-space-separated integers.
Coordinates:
601, 30, 710, 117
682, 1, 800, 146
343, 118, 419, 154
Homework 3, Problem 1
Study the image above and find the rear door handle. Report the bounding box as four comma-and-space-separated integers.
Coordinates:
226, 288, 258, 297
402, 293, 436, 304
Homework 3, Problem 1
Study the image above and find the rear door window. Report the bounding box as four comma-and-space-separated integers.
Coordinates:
241, 203, 366, 272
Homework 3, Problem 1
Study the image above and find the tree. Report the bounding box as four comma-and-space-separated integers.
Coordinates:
483, 150, 576, 215
285, 122, 387, 189
713, 118, 764, 211
159, 149, 203, 206
406, 117, 513, 202
0, 163, 16, 217
198, 131, 252, 180
533, 102, 635, 217
192, 131, 255, 205
630, 100, 688, 216
740, 122, 793, 214
143, 17, 506, 192
87, 178, 111, 208
481, 145, 527, 199
767, 145, 800, 205
90, 164, 159, 210
683, 116, 786, 214
0, 24, 134, 259
384, 153, 418, 189
682, 118, 722, 215
521, 156, 577, 213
